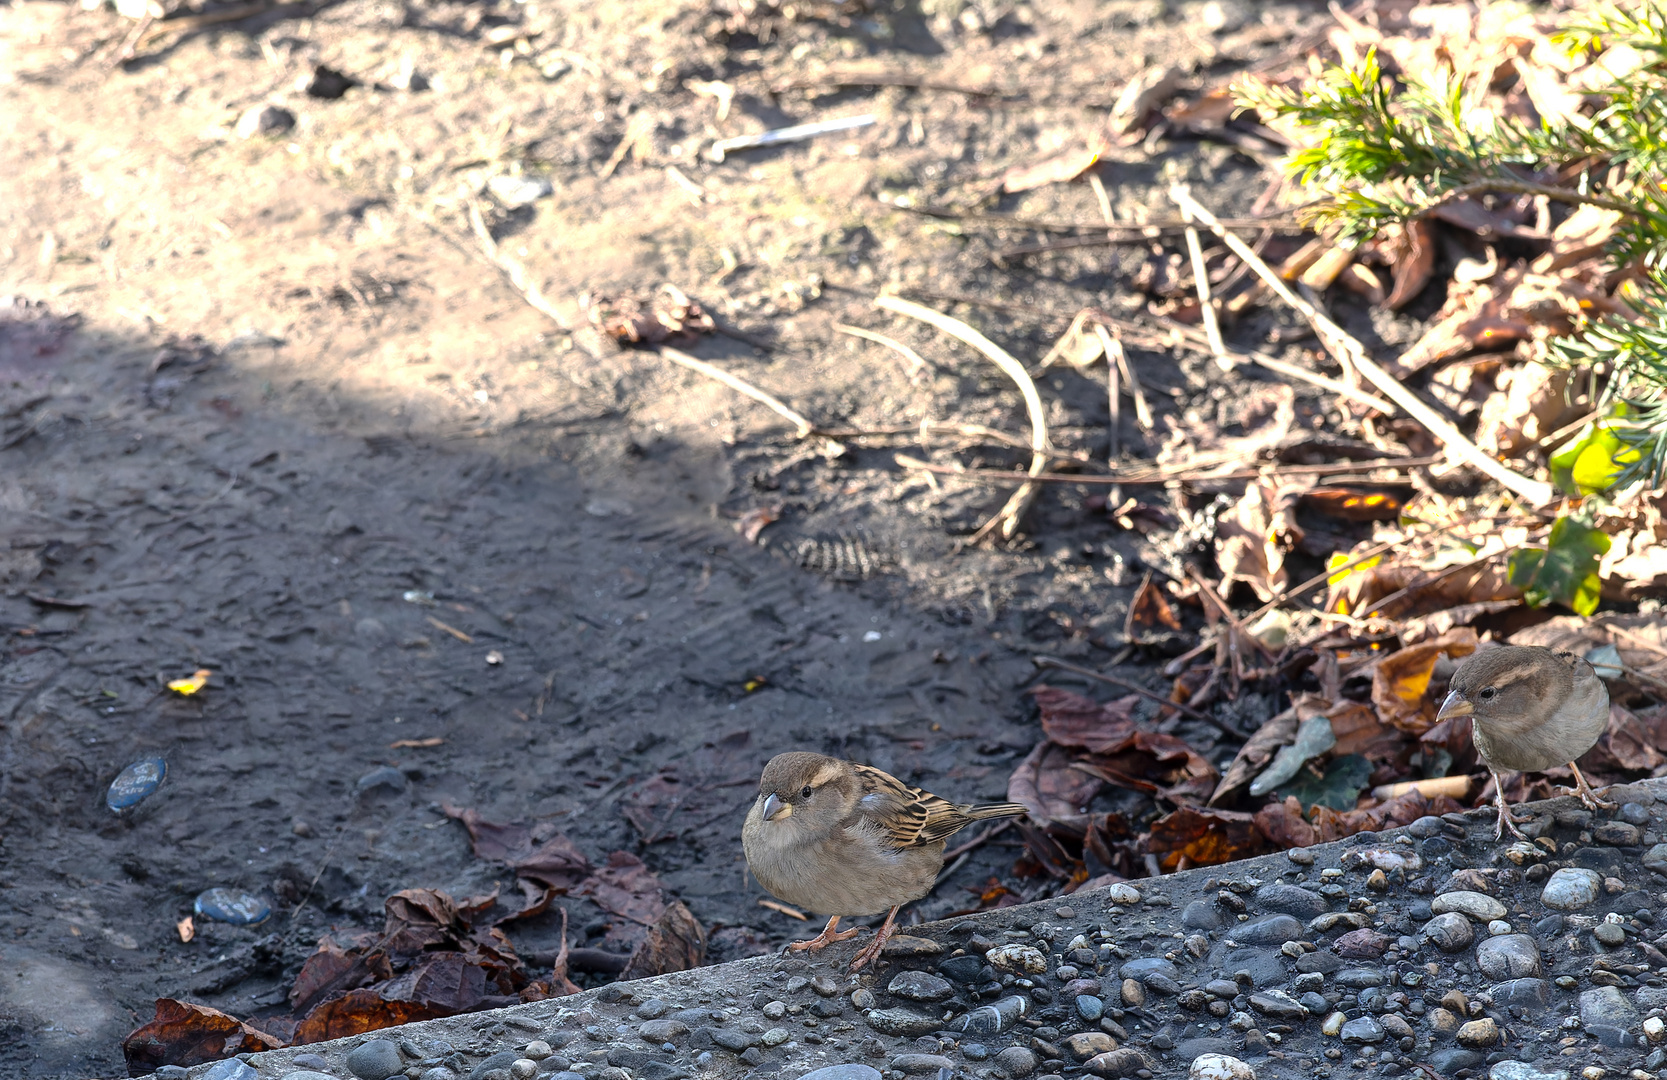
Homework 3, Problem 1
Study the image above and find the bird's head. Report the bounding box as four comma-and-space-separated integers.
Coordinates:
752, 752, 858, 834
1438, 645, 1570, 727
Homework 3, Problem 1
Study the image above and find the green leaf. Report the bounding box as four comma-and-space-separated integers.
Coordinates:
1550, 421, 1641, 495
1507, 515, 1612, 615
1273, 754, 1375, 812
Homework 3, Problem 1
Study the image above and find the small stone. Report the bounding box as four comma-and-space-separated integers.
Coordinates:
994, 1046, 1039, 1078
1333, 928, 1393, 958
1234, 914, 1304, 946
1456, 1018, 1498, 1047
347, 1039, 404, 1080
193, 887, 271, 926
1619, 802, 1651, 826
522, 1042, 552, 1061
1366, 869, 1388, 891
236, 104, 296, 138
1432, 891, 1509, 922
1181, 900, 1225, 930
1594, 922, 1626, 946
1644, 1016, 1666, 1043
1247, 991, 1306, 1022
762, 1001, 786, 1020
963, 1043, 990, 1061
640, 1020, 688, 1043
1381, 1014, 1414, 1040
1487, 919, 1513, 935
797, 1067, 882, 1080
1642, 844, 1667, 873
1339, 1017, 1385, 1044
810, 974, 839, 996
880, 933, 946, 960
1122, 979, 1145, 1007
949, 996, 1029, 1036
1581, 985, 1639, 1029
509, 1062, 536, 1080
1253, 884, 1328, 919
864, 1008, 941, 1037
1076, 995, 1104, 1022
1408, 816, 1444, 838
1321, 1012, 1345, 1037
1084, 1049, 1148, 1078
1189, 1052, 1256, 1080
988, 944, 1048, 974
889, 1054, 952, 1074
1287, 847, 1315, 865
887, 971, 953, 1002
201, 1064, 258, 1080
1064, 1032, 1118, 1060
1427, 1006, 1460, 1035
761, 1028, 789, 1047
1054, 964, 1080, 980
1299, 992, 1328, 1014
850, 989, 875, 1010
1592, 821, 1641, 846
1542, 868, 1604, 910
1423, 912, 1475, 953
1335, 968, 1386, 989
1186, 933, 1209, 957
279, 1073, 336, 1080
1475, 934, 1542, 979
1105, 883, 1142, 905
1489, 1063, 1571, 1080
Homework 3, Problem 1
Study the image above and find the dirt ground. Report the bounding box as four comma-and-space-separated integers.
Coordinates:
0, 0, 1343, 1075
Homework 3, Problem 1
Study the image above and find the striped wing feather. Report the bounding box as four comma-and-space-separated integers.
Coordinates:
851, 763, 1024, 849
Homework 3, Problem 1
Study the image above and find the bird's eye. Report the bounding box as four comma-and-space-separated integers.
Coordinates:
1480, 687, 1497, 701
801, 785, 813, 799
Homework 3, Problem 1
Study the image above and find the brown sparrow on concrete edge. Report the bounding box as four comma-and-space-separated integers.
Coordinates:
1437, 645, 1613, 841
743, 751, 1029, 971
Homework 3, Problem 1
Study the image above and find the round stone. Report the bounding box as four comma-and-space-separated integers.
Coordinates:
1085, 1049, 1148, 1078
1181, 900, 1225, 930
850, 988, 875, 1010
1076, 995, 1104, 1022
1542, 868, 1603, 910
1105, 883, 1142, 905
994, 1046, 1038, 1078
963, 1043, 990, 1061
1254, 883, 1327, 918
887, 971, 953, 1002
987, 944, 1047, 974
346, 1038, 403, 1080
1620, 803, 1652, 826
522, 1042, 552, 1061
796, 1067, 883, 1080
1456, 1018, 1498, 1047
1408, 816, 1444, 838
1190, 1053, 1256, 1080
107, 758, 167, 813
1064, 1032, 1117, 1061
1431, 891, 1507, 923
509, 1062, 536, 1080
280, 1074, 337, 1080
193, 887, 271, 926
864, 1008, 941, 1037
1643, 844, 1667, 873
201, 1063, 258, 1080
1475, 934, 1542, 979
761, 1028, 790, 1047
1487, 920, 1512, 935
1121, 979, 1145, 1007
1233, 914, 1303, 946
639, 1019, 687, 1043
1592, 821, 1641, 846
1340, 1016, 1385, 1044
637, 998, 668, 1019
762, 1001, 786, 1019
1423, 912, 1474, 953
1594, 922, 1626, 946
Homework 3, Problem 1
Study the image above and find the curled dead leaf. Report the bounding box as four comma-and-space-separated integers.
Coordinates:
1370, 628, 1479, 733
1147, 806, 1266, 868
123, 999, 283, 1072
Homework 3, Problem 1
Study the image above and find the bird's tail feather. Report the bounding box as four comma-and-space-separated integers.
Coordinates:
963, 802, 1030, 821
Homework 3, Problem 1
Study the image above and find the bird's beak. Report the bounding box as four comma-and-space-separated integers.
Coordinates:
1437, 690, 1473, 721
761, 792, 790, 821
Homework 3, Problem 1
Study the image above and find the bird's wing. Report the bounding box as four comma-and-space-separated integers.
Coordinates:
850, 763, 973, 849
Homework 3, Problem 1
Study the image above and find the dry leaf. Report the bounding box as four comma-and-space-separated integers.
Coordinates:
1215, 479, 1304, 601
1032, 686, 1141, 753
123, 999, 283, 1072
1147, 806, 1267, 868
1298, 487, 1403, 522
1474, 361, 1588, 458
1370, 628, 1479, 733
1109, 65, 1185, 138
1127, 574, 1182, 632
1007, 739, 1106, 824
1384, 219, 1437, 309
1000, 136, 1110, 194
1210, 695, 1311, 804
167, 669, 212, 695
619, 899, 706, 980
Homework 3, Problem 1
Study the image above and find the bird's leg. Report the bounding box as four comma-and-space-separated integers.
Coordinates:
848, 906, 902, 972
1490, 770, 1528, 842
1566, 761, 1616, 812
786, 915, 860, 954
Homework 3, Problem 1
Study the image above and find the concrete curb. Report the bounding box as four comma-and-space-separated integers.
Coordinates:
153, 779, 1667, 1080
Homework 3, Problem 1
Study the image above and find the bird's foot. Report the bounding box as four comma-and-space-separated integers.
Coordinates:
787, 916, 859, 954
848, 907, 901, 972
1566, 762, 1616, 812
1493, 801, 1528, 842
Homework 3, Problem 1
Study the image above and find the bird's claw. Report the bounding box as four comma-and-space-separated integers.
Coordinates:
1493, 803, 1528, 842
787, 928, 859, 954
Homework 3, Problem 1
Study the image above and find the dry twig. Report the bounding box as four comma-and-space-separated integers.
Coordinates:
656, 347, 821, 441
1170, 186, 1557, 506
1032, 656, 1245, 740
876, 295, 1049, 541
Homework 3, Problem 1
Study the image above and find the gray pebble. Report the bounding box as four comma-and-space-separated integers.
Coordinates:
1338, 1016, 1385, 1044
1422, 912, 1474, 953
888, 970, 954, 1002
1334, 968, 1385, 989
637, 998, 668, 1019
890, 1054, 954, 1074
851, 988, 875, 1009
963, 1043, 990, 1061
1541, 867, 1602, 909
864, 1008, 942, 1037
1253, 883, 1327, 919
1594, 922, 1626, 945
1407, 816, 1444, 838
994, 1046, 1038, 1078
1181, 900, 1224, 930
347, 1038, 404, 1080
289, 1058, 329, 1073
1299, 991, 1328, 1014
1233, 914, 1303, 946
1431, 891, 1507, 923
1076, 994, 1103, 1022
201, 1062, 258, 1080
1592, 821, 1641, 846
1247, 990, 1305, 1021
1475, 934, 1542, 979
1489, 1063, 1572, 1080
640, 1019, 688, 1043
1644, 844, 1667, 873
1118, 957, 1179, 983
1619, 802, 1651, 826
280, 1073, 339, 1080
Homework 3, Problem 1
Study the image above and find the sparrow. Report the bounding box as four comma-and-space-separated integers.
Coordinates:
1437, 645, 1612, 841
743, 751, 1028, 971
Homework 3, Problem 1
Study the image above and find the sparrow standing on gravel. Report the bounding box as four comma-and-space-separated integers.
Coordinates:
1437, 645, 1612, 841
743, 752, 1029, 970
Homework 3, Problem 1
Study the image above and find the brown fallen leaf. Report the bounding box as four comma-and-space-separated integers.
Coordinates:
580, 850, 668, 926
1127, 572, 1182, 632
1579, 703, 1667, 774
1370, 628, 1479, 733
292, 988, 452, 1045
1383, 219, 1437, 309
1007, 739, 1105, 824
1000, 135, 1111, 194
123, 999, 283, 1073
620, 899, 707, 980
1147, 806, 1267, 868
1328, 555, 1521, 621
1474, 361, 1589, 459
1215, 479, 1304, 601
1109, 65, 1185, 138
1298, 487, 1404, 522
588, 284, 716, 346
1210, 696, 1309, 804
1032, 685, 1140, 754
1073, 731, 1218, 806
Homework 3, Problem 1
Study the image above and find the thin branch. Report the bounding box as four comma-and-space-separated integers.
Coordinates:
1176, 185, 1229, 371
466, 198, 573, 329
876, 295, 1049, 541
1170, 185, 1557, 506
893, 453, 1444, 486
1424, 181, 1651, 225
834, 323, 933, 378
656, 347, 818, 440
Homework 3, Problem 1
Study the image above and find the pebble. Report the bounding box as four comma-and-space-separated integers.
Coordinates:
1247, 990, 1305, 1021
797, 1067, 882, 1080
1475, 933, 1542, 978
994, 1046, 1038, 1078
1542, 868, 1604, 910
638, 998, 668, 1019
1105, 883, 1142, 905
522, 1041, 552, 1060
964, 1043, 990, 1061
279, 1074, 336, 1080
486, 174, 554, 209
1339, 1016, 1385, 1044
107, 758, 167, 813
1335, 968, 1385, 989
236, 104, 296, 138
509, 1063, 536, 1080
1594, 922, 1626, 946
1488, 919, 1513, 935
888, 1054, 952, 1075
346, 1038, 403, 1080
866, 1007, 944, 1038
1119, 957, 1179, 983
1122, 978, 1145, 1007
1232, 914, 1303, 946
1076, 995, 1104, 1022
1432, 891, 1508, 922
949, 996, 1028, 1035
882, 936, 944, 958
887, 971, 953, 1002
1299, 991, 1328, 1014
1456, 1018, 1498, 1047
988, 944, 1047, 974
1254, 883, 1327, 918
639, 1020, 688, 1043
1064, 1032, 1117, 1060
1381, 1014, 1414, 1040
761, 1028, 790, 1047
354, 765, 408, 798
1321, 1012, 1345, 1037
1423, 912, 1474, 952
1333, 928, 1392, 958
1489, 1064, 1572, 1080
938, 956, 984, 983
1181, 900, 1224, 930
201, 1063, 258, 1080
1408, 816, 1445, 838
1592, 821, 1641, 846
851, 989, 875, 1010
1190, 1053, 1256, 1080
762, 1001, 786, 1019
193, 887, 271, 926
1084, 1049, 1148, 1077
1645, 1016, 1666, 1043
1581, 985, 1639, 1028
1427, 1007, 1460, 1035
1619, 802, 1652, 826
1642, 844, 1667, 873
